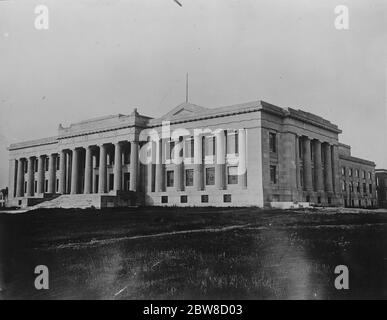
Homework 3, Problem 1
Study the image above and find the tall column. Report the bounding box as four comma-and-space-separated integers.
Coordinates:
27, 157, 34, 196
323, 143, 333, 192
238, 128, 247, 189
58, 150, 66, 194
98, 144, 107, 193
194, 133, 204, 190
302, 137, 313, 192
48, 154, 57, 193
129, 141, 139, 191
295, 135, 301, 190
71, 149, 79, 194
313, 140, 324, 192
84, 146, 93, 194
114, 142, 122, 192
16, 159, 25, 197
155, 139, 165, 192
331, 144, 340, 194
37, 155, 45, 194
215, 130, 226, 190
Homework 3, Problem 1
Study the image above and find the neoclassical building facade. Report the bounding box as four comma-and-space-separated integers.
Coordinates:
6, 100, 377, 208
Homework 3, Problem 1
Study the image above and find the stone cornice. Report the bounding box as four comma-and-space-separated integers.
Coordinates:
339, 154, 376, 167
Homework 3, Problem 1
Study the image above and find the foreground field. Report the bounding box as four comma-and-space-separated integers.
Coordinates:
1, 207, 387, 300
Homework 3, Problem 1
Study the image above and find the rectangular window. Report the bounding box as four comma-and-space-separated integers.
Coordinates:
348, 168, 352, 177
368, 172, 372, 180
185, 169, 194, 186
270, 165, 277, 184
201, 195, 209, 203
356, 182, 360, 193
166, 140, 175, 160
161, 196, 168, 204
166, 170, 174, 187
341, 167, 345, 176
363, 183, 367, 193
56, 179, 59, 192
227, 166, 238, 184
56, 157, 60, 170
45, 158, 49, 171
180, 195, 188, 203
185, 137, 194, 158
24, 162, 28, 174
45, 180, 48, 193
206, 167, 215, 185
35, 159, 39, 172
205, 136, 215, 156
24, 181, 27, 193
269, 132, 277, 153
342, 181, 346, 191
227, 130, 239, 155
223, 194, 232, 203
34, 181, 37, 193
355, 169, 359, 177
369, 184, 372, 194
362, 171, 366, 179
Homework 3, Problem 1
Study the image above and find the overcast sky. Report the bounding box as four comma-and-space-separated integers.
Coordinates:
0, 0, 386, 187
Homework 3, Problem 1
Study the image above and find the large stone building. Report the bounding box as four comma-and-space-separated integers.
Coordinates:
6, 100, 377, 208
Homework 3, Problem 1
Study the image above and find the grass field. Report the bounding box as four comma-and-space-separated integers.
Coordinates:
1, 207, 387, 300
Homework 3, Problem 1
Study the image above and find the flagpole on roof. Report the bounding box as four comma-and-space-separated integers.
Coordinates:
186, 73, 189, 103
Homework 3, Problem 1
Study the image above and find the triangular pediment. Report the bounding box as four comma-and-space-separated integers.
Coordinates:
160, 102, 209, 120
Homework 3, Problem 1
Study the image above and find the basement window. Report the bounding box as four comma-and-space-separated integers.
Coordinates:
180, 195, 188, 203
161, 196, 168, 204
201, 195, 209, 203
223, 194, 232, 203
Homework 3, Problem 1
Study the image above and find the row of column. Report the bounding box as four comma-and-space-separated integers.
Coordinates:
152, 129, 247, 192
15, 141, 139, 197
16, 154, 58, 197
298, 136, 337, 193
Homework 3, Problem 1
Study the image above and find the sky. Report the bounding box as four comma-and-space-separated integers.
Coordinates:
0, 0, 386, 188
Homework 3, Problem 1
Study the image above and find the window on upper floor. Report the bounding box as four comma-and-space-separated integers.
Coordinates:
348, 168, 353, 177
166, 140, 175, 160
185, 136, 194, 158
341, 167, 346, 176
269, 132, 277, 153
205, 136, 216, 156
227, 130, 239, 155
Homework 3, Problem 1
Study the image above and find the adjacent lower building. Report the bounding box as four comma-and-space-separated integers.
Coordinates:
6, 100, 378, 208
376, 169, 387, 208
